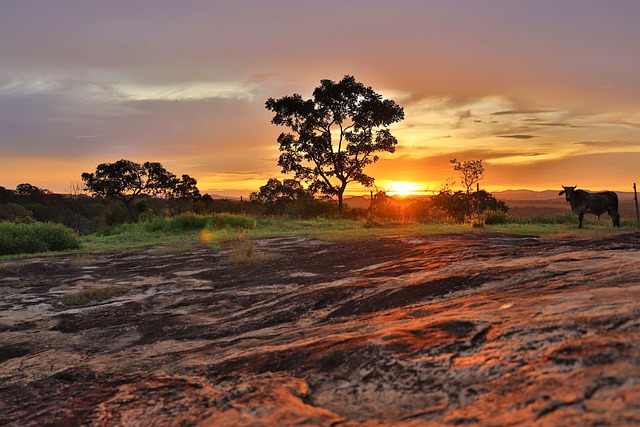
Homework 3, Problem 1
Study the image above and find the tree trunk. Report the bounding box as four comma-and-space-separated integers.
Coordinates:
338, 189, 345, 215
123, 199, 139, 222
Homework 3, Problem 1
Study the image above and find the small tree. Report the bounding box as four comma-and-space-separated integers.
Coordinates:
250, 178, 318, 216
266, 75, 404, 214
81, 159, 195, 222
450, 159, 484, 194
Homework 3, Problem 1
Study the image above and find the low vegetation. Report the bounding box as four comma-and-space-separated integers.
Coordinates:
59, 287, 127, 307
222, 229, 282, 264
0, 222, 81, 256
1, 209, 638, 258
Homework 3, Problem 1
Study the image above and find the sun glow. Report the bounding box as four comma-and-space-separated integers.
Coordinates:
385, 181, 422, 197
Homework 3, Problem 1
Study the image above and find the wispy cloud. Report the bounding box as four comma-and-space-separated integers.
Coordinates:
491, 109, 559, 116
113, 81, 257, 102
575, 140, 640, 148
498, 134, 538, 139
532, 122, 588, 128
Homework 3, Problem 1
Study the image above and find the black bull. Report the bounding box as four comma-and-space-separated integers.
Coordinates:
559, 186, 620, 228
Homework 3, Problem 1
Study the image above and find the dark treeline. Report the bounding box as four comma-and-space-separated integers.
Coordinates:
0, 184, 262, 235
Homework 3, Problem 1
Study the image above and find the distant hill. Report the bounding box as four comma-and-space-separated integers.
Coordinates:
343, 196, 371, 209
494, 189, 636, 201
493, 190, 560, 200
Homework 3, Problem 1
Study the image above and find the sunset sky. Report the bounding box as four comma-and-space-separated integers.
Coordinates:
2, 1, 640, 197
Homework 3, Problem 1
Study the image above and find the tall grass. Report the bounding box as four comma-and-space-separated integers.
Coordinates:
84, 213, 256, 252
206, 213, 255, 230
97, 213, 255, 237
0, 222, 81, 256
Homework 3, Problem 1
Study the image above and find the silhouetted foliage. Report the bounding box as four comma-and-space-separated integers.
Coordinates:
450, 159, 485, 194
15, 183, 50, 198
0, 184, 104, 234
0, 183, 263, 235
266, 75, 404, 214
81, 159, 201, 222
172, 174, 201, 199
431, 189, 508, 222
250, 178, 336, 217
369, 191, 402, 221
0, 203, 32, 222
250, 178, 310, 205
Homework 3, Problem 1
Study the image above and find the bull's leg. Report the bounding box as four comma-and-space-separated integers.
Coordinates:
609, 210, 621, 227
578, 212, 584, 228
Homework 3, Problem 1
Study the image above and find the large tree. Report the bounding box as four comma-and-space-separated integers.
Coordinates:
81, 159, 199, 222
266, 75, 404, 213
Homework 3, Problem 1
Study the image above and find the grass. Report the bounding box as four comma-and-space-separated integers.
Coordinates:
222, 229, 282, 264
251, 217, 467, 241
83, 213, 256, 253
2, 212, 638, 258
59, 286, 127, 307
82, 229, 201, 253
67, 254, 100, 267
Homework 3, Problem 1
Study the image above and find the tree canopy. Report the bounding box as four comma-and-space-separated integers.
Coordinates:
249, 178, 311, 206
81, 159, 200, 222
265, 75, 404, 213
250, 178, 333, 217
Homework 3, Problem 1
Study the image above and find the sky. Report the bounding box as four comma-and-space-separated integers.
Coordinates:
2, 0, 640, 197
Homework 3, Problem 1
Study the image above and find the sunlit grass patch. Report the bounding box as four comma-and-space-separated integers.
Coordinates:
222, 229, 282, 265
67, 254, 100, 267
81, 230, 202, 253
147, 244, 202, 256
546, 231, 584, 239
59, 286, 127, 307
224, 250, 282, 265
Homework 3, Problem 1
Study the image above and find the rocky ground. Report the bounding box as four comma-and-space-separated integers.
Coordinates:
1, 232, 640, 426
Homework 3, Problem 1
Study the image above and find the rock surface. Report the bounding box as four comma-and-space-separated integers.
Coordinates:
1, 232, 640, 426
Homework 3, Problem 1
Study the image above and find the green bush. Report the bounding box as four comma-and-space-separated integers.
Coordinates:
95, 223, 128, 236
169, 213, 208, 231
483, 209, 508, 225
0, 222, 81, 255
206, 213, 255, 230
145, 213, 224, 233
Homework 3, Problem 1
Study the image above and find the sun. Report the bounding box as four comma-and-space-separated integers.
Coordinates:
386, 181, 422, 197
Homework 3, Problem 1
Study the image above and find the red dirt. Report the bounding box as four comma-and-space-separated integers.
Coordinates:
1, 232, 640, 426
